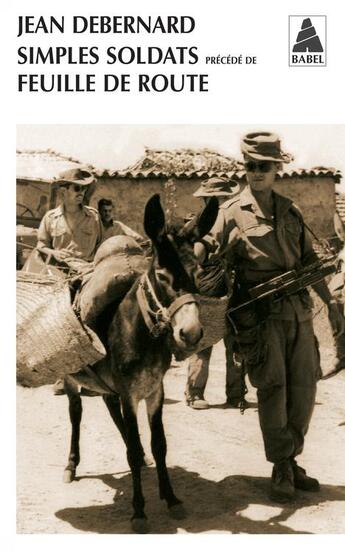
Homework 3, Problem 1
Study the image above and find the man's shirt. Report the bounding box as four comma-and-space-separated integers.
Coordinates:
37, 204, 103, 262
206, 186, 318, 321
102, 219, 144, 243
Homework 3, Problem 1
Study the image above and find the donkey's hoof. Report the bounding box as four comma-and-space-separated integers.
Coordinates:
168, 503, 187, 520
63, 469, 75, 483
131, 517, 150, 534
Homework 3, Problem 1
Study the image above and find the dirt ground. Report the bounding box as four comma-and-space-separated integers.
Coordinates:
17, 304, 345, 535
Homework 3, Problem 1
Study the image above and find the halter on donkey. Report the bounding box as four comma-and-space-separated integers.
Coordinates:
63, 194, 218, 533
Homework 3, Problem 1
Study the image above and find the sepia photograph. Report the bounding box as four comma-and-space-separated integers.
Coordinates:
15, 124, 345, 534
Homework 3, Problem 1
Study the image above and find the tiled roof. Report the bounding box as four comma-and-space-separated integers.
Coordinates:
113, 148, 243, 178
16, 148, 342, 183
16, 150, 94, 183
112, 149, 342, 181
204, 167, 341, 182
335, 193, 345, 224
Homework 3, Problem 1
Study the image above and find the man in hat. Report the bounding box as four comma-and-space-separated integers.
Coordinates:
185, 177, 245, 410
36, 167, 103, 396
37, 167, 102, 271
197, 132, 344, 501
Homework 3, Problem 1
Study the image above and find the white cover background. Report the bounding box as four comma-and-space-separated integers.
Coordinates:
2, 1, 345, 551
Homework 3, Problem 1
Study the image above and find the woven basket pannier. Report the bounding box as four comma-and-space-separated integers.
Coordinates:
195, 294, 229, 352
16, 272, 106, 387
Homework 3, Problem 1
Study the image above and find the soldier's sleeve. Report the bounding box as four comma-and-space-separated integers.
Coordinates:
302, 227, 320, 265
292, 204, 319, 265
201, 208, 226, 256
36, 213, 52, 250
201, 206, 238, 266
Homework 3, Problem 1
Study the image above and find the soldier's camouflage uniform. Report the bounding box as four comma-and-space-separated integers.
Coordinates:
205, 186, 321, 463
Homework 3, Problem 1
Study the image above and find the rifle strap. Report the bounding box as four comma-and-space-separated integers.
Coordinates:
302, 219, 329, 249
290, 205, 331, 255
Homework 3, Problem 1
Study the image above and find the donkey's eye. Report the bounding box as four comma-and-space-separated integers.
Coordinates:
156, 271, 173, 286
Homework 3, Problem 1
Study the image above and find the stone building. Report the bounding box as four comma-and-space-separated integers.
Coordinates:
91, 148, 341, 239
16, 149, 95, 226
16, 148, 341, 239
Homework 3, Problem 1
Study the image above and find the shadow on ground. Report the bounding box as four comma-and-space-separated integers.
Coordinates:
209, 401, 258, 410
163, 398, 181, 405
55, 466, 345, 534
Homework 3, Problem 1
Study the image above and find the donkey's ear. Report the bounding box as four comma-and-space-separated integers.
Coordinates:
144, 194, 166, 242
183, 197, 219, 242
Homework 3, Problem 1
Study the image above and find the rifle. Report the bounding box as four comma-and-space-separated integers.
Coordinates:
228, 254, 338, 318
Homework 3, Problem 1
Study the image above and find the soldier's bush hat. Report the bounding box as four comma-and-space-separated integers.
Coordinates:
55, 167, 95, 186
241, 132, 293, 163
193, 177, 240, 197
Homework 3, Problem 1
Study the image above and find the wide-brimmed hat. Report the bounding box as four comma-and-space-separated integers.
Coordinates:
241, 132, 293, 163
54, 167, 95, 186
193, 177, 240, 198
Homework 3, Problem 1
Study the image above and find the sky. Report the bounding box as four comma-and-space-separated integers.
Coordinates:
16, 124, 345, 191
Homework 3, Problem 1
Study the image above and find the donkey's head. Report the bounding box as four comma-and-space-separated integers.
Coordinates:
143, 194, 218, 358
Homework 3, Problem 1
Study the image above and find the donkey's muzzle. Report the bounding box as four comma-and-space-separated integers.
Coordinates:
179, 326, 204, 347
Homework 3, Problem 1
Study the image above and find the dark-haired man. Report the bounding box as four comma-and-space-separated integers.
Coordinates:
98, 198, 144, 243
36, 167, 102, 396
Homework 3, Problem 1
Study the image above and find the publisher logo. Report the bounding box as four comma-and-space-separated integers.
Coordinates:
289, 16, 327, 66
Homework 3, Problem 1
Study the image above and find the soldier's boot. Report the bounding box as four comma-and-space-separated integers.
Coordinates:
290, 459, 320, 492
225, 398, 250, 409
270, 459, 295, 502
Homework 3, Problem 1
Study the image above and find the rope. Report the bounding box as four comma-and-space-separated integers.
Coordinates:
18, 269, 77, 286
312, 304, 326, 320
16, 240, 37, 250
17, 241, 92, 285
144, 274, 170, 322
302, 221, 335, 256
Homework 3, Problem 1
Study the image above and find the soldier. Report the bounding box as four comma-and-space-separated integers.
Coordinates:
37, 167, 102, 272
36, 167, 103, 396
197, 132, 344, 501
185, 177, 247, 410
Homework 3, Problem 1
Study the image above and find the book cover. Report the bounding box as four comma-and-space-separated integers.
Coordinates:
2, 0, 345, 547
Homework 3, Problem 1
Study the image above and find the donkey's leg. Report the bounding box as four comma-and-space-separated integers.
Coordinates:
103, 394, 128, 444
63, 379, 82, 483
103, 393, 151, 467
121, 397, 149, 533
146, 384, 186, 520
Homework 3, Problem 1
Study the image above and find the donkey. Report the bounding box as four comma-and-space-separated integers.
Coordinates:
62, 194, 218, 533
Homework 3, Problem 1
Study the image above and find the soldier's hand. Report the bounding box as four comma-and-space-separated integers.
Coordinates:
51, 249, 70, 262
194, 241, 207, 264
328, 300, 345, 338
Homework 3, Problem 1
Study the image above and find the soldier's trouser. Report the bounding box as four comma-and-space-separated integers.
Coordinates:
247, 318, 320, 464
185, 332, 243, 401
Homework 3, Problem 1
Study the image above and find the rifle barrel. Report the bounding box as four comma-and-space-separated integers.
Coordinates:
228, 258, 337, 314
